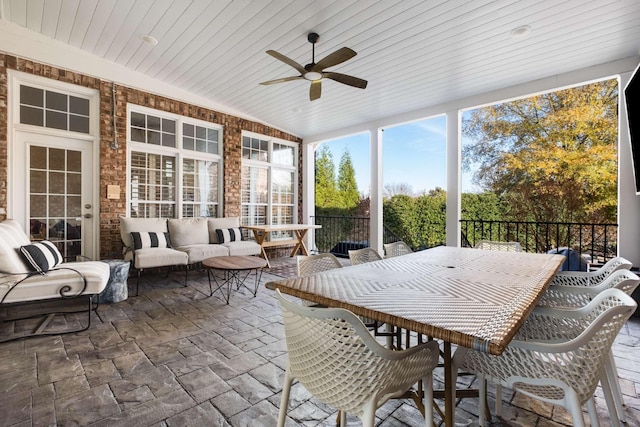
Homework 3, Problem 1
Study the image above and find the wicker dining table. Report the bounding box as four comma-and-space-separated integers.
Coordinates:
265, 245, 565, 426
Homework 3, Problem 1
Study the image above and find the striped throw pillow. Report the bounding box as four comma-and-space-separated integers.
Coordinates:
19, 240, 64, 275
215, 228, 243, 243
131, 232, 172, 250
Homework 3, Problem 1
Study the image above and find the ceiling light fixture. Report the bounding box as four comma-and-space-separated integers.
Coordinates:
510, 25, 531, 39
141, 34, 158, 46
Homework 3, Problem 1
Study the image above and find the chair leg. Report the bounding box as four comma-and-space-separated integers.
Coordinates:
339, 410, 346, 426
423, 372, 433, 427
479, 376, 487, 427
495, 384, 503, 416
585, 396, 600, 427
361, 400, 376, 427
606, 351, 626, 423
599, 370, 622, 427
136, 269, 141, 296
185, 266, 188, 287
566, 391, 587, 427
277, 369, 293, 427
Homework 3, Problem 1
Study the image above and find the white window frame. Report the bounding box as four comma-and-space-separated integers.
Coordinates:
241, 131, 298, 237
126, 104, 223, 218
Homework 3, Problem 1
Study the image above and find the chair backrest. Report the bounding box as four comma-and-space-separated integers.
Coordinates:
474, 240, 522, 252
383, 241, 413, 258
296, 253, 342, 276
348, 247, 382, 265
552, 256, 633, 287
539, 269, 640, 308
276, 289, 438, 416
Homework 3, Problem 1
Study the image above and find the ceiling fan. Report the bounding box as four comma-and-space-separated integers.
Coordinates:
260, 32, 367, 101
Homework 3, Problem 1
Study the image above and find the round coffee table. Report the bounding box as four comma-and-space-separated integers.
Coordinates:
202, 255, 267, 304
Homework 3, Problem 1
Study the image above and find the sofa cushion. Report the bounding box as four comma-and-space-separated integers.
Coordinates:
168, 218, 209, 248
215, 227, 243, 243
120, 217, 168, 250
132, 247, 188, 269
0, 261, 110, 304
208, 217, 241, 243
224, 241, 262, 257
19, 241, 64, 275
0, 219, 32, 274
176, 244, 229, 263
131, 232, 171, 250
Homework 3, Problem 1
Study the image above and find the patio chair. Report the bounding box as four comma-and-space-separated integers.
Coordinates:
536, 269, 640, 424
453, 289, 637, 427
474, 240, 522, 252
383, 241, 413, 258
348, 247, 382, 265
296, 254, 343, 306
276, 289, 439, 427
550, 256, 632, 287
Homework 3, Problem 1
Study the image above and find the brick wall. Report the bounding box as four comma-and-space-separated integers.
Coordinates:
0, 54, 303, 259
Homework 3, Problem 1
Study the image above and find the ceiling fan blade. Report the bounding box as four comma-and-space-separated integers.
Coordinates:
312, 47, 357, 71
260, 76, 304, 85
323, 72, 368, 89
310, 80, 322, 101
266, 50, 306, 74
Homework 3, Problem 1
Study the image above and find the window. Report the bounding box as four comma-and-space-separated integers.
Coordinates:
128, 106, 222, 218
19, 84, 90, 133
241, 133, 297, 239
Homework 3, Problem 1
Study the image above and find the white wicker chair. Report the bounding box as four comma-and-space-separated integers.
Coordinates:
535, 269, 640, 424
383, 241, 413, 258
296, 253, 342, 275
296, 254, 343, 307
453, 289, 637, 427
474, 240, 522, 252
276, 290, 439, 427
348, 247, 382, 265
551, 256, 632, 287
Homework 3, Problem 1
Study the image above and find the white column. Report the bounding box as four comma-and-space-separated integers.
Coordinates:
301, 142, 317, 251
370, 129, 384, 254
445, 110, 461, 247
617, 72, 640, 265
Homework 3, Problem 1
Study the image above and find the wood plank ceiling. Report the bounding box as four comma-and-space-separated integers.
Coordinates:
2, 0, 640, 138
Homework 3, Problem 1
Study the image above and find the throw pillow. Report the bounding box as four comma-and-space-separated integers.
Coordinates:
215, 228, 243, 243
131, 231, 172, 250
19, 240, 63, 275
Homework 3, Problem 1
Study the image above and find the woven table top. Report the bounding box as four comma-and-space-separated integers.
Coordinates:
266, 246, 565, 355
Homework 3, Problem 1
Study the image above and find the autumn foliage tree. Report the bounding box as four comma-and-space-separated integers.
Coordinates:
462, 79, 618, 224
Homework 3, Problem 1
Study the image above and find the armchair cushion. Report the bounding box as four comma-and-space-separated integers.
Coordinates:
0, 219, 31, 274
208, 217, 241, 243
19, 241, 63, 274
167, 218, 208, 247
119, 217, 168, 251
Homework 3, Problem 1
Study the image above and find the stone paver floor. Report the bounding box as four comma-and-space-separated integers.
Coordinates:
0, 256, 639, 426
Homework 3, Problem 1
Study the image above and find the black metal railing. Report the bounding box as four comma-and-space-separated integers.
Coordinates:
460, 219, 618, 265
312, 216, 618, 266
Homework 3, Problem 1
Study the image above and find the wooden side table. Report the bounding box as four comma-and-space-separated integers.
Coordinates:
202, 256, 267, 304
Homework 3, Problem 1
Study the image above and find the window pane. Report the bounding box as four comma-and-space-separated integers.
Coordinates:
21, 85, 43, 107
30, 146, 47, 169
131, 112, 145, 128
69, 96, 89, 115
183, 123, 194, 137
46, 110, 67, 130
131, 128, 145, 143
162, 133, 176, 147
162, 118, 175, 134
46, 91, 67, 111
147, 115, 161, 130
148, 130, 160, 145
69, 115, 89, 133
21, 105, 44, 126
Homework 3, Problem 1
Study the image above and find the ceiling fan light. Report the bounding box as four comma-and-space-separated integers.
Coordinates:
304, 71, 323, 81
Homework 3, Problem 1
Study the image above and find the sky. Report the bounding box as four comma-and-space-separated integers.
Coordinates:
321, 115, 479, 196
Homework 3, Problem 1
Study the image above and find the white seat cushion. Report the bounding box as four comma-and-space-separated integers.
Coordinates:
224, 241, 262, 256
175, 244, 230, 263
0, 261, 110, 303
132, 248, 188, 269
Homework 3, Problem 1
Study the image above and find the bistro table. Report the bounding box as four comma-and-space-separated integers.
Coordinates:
266, 245, 565, 426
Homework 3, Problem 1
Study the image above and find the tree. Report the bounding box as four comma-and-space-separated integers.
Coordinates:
462, 79, 618, 224
337, 149, 360, 209
384, 182, 414, 198
315, 145, 338, 208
